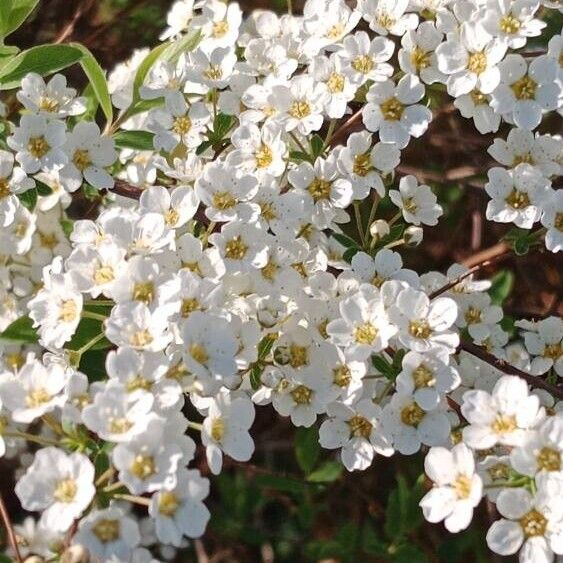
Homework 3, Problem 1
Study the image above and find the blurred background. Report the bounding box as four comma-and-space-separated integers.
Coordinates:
4, 1, 562, 562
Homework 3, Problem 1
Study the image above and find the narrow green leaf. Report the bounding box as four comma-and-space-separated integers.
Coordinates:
35, 179, 53, 196
488, 270, 514, 305
163, 30, 202, 63
65, 318, 110, 352
0, 315, 38, 343
307, 461, 343, 483
310, 134, 324, 158
17, 187, 37, 210
0, 0, 39, 39
255, 474, 305, 494
371, 354, 392, 376
0, 44, 83, 90
249, 364, 263, 390
332, 232, 359, 249
212, 112, 234, 141
113, 130, 155, 151
71, 43, 113, 124
295, 426, 320, 474
257, 334, 277, 360
130, 41, 171, 108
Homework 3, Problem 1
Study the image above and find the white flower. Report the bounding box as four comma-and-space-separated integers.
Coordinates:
319, 399, 393, 471
363, 74, 432, 149
160, 0, 195, 41
389, 286, 459, 353
420, 443, 483, 532
358, 0, 418, 37
347, 249, 418, 289
60, 122, 117, 190
490, 54, 561, 130
510, 414, 563, 476
519, 316, 563, 376
435, 22, 507, 97
399, 22, 445, 84
485, 164, 551, 229
0, 198, 36, 254
185, 45, 238, 89
17, 73, 87, 118
455, 292, 503, 342
139, 185, 199, 229
8, 115, 67, 174
73, 506, 141, 562
461, 375, 543, 449
389, 175, 443, 226
396, 349, 460, 410
326, 284, 397, 361
382, 392, 451, 454
148, 92, 210, 152
303, 0, 362, 48
339, 31, 394, 86
0, 359, 69, 423
201, 391, 255, 474
453, 89, 501, 134
194, 0, 242, 49
488, 128, 562, 177
541, 190, 563, 253
0, 149, 35, 196
486, 473, 563, 561
15, 447, 95, 532
112, 416, 184, 493
149, 469, 210, 545
81, 380, 155, 442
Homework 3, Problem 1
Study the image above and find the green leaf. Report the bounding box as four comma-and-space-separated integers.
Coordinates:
488, 270, 514, 305
65, 317, 111, 352
249, 364, 263, 390
35, 179, 53, 196
362, 525, 388, 556
0, 44, 83, 90
295, 426, 320, 474
310, 134, 324, 158
307, 461, 343, 483
196, 140, 213, 156
513, 237, 529, 255
131, 41, 170, 106
211, 112, 234, 141
392, 544, 428, 563
113, 130, 155, 151
371, 354, 393, 377
162, 30, 202, 63
17, 187, 37, 210
0, 315, 38, 343
0, 44, 19, 71
343, 247, 359, 263
79, 349, 107, 382
257, 334, 276, 360
71, 43, 113, 124
384, 475, 424, 540
289, 150, 312, 163
332, 232, 359, 249
0, 0, 39, 39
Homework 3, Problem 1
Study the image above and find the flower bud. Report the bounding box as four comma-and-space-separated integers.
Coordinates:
404, 226, 423, 246
369, 219, 390, 240
24, 558, 45, 563
61, 545, 90, 563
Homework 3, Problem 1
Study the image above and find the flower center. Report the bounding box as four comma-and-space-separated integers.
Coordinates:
351, 55, 374, 75
211, 417, 225, 441
133, 281, 155, 304
513, 153, 534, 166
411, 46, 430, 71
38, 96, 60, 113
400, 402, 425, 427
255, 144, 273, 168
181, 298, 200, 318
371, 274, 386, 288
499, 14, 521, 34
212, 191, 237, 209
53, 478, 78, 503
511, 75, 537, 100
28, 136, 50, 159
403, 196, 418, 213
224, 236, 248, 260
59, 299, 78, 322
327, 72, 345, 93
189, 343, 209, 365
453, 475, 472, 499
0, 178, 10, 199
289, 100, 311, 119
308, 177, 332, 202
543, 343, 562, 359
491, 414, 517, 434
172, 116, 192, 135
409, 319, 432, 339
487, 462, 510, 480
519, 509, 547, 538
130, 330, 153, 348
353, 153, 372, 177
291, 384, 313, 405
467, 52, 487, 75
555, 212, 563, 232
289, 344, 309, 368
25, 388, 51, 408
72, 149, 92, 171
413, 364, 435, 388
94, 266, 114, 285
204, 65, 223, 81
470, 89, 488, 105
108, 417, 133, 434
212, 20, 229, 38
376, 12, 395, 29
505, 188, 530, 209
536, 447, 561, 471
354, 322, 378, 345
260, 201, 276, 221
333, 365, 352, 387
165, 208, 180, 226
464, 306, 482, 325
261, 259, 279, 281
92, 519, 120, 543
348, 415, 373, 438
126, 376, 152, 392
130, 455, 156, 479
326, 23, 344, 40
380, 97, 405, 121
159, 491, 180, 516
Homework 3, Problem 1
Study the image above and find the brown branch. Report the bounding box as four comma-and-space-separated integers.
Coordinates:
0, 493, 22, 563
462, 242, 509, 268
328, 108, 363, 148
429, 243, 512, 299
54, 0, 96, 44
459, 340, 563, 400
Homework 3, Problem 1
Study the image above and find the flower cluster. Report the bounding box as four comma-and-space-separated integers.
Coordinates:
0, 0, 561, 561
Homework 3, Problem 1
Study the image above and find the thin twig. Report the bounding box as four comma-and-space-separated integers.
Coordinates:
429, 244, 512, 299
459, 340, 563, 400
0, 493, 22, 563
328, 108, 363, 148
54, 0, 95, 44
194, 539, 210, 563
